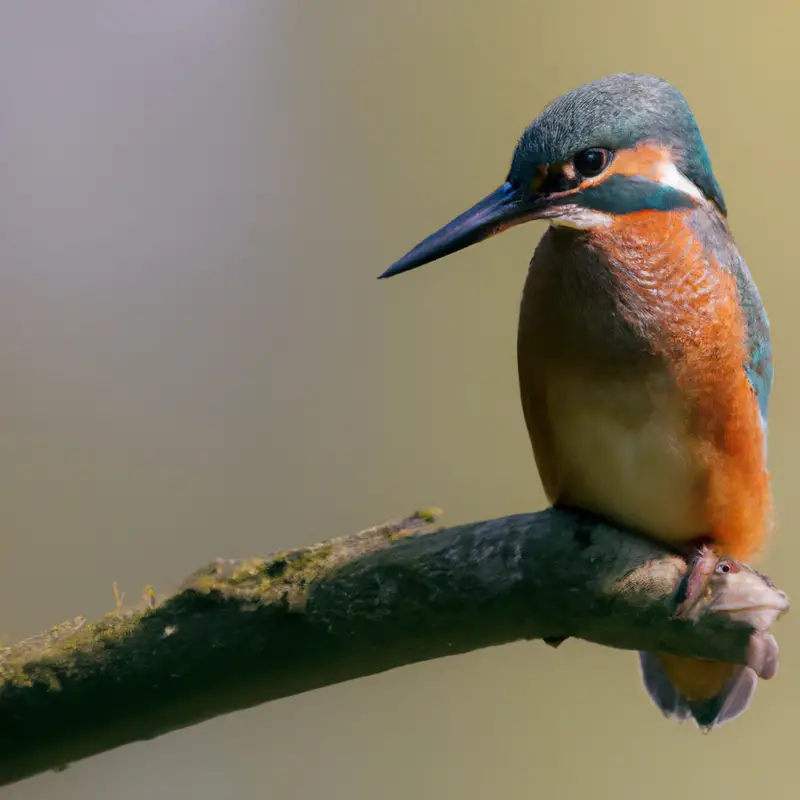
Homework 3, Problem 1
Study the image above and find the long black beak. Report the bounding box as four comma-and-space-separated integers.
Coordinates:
379, 182, 545, 279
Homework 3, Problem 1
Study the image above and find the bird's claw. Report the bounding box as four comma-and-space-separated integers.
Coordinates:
671, 545, 789, 678
673, 544, 719, 620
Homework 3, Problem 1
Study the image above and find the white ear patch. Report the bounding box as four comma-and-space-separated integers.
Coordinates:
657, 161, 704, 202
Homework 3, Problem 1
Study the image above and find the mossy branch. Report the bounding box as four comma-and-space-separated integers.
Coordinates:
0, 507, 786, 787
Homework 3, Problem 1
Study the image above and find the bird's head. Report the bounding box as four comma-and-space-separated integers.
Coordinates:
381, 73, 725, 279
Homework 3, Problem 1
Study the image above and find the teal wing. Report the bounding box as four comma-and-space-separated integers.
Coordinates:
733, 251, 772, 431
692, 209, 772, 435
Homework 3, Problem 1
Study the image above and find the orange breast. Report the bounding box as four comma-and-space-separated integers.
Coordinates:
518, 212, 770, 559
593, 211, 771, 560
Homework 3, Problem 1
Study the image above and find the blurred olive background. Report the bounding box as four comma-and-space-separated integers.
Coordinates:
1, 2, 798, 798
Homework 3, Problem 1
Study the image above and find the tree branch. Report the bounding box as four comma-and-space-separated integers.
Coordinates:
0, 507, 787, 786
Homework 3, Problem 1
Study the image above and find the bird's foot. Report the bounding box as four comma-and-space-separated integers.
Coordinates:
673, 543, 720, 620
670, 544, 790, 679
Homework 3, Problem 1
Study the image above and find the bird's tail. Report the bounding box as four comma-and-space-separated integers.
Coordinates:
638, 651, 757, 731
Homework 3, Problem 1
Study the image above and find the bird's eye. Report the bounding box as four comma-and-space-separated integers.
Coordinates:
573, 148, 612, 178
715, 560, 741, 575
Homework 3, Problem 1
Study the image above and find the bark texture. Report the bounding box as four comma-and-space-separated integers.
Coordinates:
0, 507, 782, 786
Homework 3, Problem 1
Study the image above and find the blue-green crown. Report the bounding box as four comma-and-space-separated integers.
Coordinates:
509, 73, 726, 214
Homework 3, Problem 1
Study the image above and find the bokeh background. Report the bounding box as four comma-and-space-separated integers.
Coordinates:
2, 2, 798, 798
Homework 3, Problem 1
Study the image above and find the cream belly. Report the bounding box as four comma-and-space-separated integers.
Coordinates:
542, 370, 708, 542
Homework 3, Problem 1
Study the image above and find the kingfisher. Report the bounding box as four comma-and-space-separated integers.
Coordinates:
380, 73, 775, 729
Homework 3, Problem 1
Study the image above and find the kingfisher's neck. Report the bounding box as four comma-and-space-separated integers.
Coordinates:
593, 199, 727, 239
577, 206, 731, 288
588, 206, 700, 249
528, 205, 734, 367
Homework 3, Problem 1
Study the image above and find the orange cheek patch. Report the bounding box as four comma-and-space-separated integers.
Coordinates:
571, 142, 672, 194
607, 142, 671, 181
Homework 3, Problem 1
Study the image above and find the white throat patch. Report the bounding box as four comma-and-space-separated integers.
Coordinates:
547, 205, 613, 230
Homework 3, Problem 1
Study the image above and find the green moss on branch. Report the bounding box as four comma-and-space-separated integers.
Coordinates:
0, 507, 784, 787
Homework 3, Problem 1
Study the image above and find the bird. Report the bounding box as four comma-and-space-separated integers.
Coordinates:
379, 73, 774, 730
